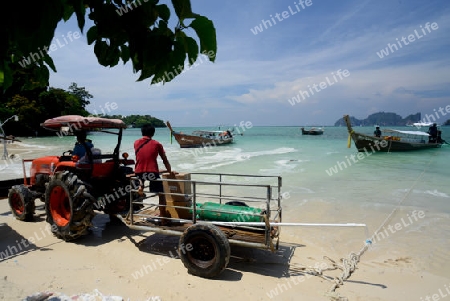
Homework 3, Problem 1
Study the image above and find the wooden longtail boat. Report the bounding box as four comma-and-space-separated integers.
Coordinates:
166, 121, 234, 148
343, 115, 443, 152
301, 127, 324, 135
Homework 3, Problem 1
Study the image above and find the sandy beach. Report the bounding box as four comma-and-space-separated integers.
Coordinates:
1, 196, 449, 301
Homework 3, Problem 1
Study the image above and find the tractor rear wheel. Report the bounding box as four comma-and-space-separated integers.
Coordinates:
45, 172, 95, 241
8, 185, 35, 221
179, 223, 230, 278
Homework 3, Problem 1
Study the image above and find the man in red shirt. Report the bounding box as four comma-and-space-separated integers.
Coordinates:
134, 124, 172, 220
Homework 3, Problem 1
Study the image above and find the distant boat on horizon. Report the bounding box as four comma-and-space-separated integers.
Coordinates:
407, 122, 434, 127
301, 127, 324, 135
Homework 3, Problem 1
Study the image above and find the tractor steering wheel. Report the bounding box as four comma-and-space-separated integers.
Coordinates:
63, 150, 73, 156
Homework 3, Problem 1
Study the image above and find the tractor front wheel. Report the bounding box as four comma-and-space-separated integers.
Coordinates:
45, 172, 95, 241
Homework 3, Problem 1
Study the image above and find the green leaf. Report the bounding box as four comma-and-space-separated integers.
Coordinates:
150, 60, 169, 84
189, 16, 217, 62
156, 4, 170, 22
94, 40, 108, 66
138, 49, 157, 81
86, 26, 98, 45
95, 39, 121, 67
72, 0, 86, 32
171, 40, 187, 71
61, 0, 75, 21
120, 45, 130, 64
177, 32, 198, 66
158, 20, 168, 32
42, 54, 57, 72
171, 0, 197, 21
138, 34, 169, 81
138, 66, 156, 82
107, 47, 121, 67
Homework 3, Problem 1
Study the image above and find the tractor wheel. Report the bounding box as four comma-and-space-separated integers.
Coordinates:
179, 223, 230, 278
45, 172, 95, 241
8, 185, 35, 221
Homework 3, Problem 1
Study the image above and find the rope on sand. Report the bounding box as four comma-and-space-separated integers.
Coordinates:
298, 155, 434, 301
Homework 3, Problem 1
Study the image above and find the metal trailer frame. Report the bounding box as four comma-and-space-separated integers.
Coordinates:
119, 172, 283, 252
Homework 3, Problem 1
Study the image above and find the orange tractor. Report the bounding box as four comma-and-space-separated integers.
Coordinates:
8, 115, 137, 241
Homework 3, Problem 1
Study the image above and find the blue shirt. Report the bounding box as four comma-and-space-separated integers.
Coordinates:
73, 141, 94, 157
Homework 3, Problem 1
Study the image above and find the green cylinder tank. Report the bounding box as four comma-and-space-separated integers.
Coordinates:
195, 202, 263, 223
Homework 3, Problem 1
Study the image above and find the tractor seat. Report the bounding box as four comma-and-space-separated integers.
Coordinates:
78, 148, 102, 164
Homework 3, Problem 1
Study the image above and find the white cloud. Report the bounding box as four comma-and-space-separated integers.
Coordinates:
46, 0, 450, 126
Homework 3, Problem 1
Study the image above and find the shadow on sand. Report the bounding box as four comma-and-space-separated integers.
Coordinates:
1, 208, 386, 289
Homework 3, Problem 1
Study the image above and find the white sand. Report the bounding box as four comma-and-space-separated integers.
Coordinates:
1, 196, 449, 301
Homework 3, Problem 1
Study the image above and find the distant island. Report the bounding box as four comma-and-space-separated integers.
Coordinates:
99, 114, 166, 128
334, 112, 422, 126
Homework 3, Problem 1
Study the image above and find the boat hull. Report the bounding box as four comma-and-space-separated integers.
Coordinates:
301, 130, 324, 135
172, 133, 233, 148
301, 127, 324, 135
350, 132, 441, 152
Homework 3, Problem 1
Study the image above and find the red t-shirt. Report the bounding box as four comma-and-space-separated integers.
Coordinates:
134, 138, 165, 173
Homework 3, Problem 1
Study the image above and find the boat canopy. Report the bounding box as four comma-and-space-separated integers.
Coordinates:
383, 129, 430, 136
192, 130, 231, 135
413, 122, 433, 127
41, 115, 127, 130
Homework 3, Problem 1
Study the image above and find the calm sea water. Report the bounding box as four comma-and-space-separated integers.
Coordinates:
2, 126, 450, 271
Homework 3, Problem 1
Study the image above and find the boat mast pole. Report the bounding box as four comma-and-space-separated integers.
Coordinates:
343, 115, 354, 148
166, 121, 174, 144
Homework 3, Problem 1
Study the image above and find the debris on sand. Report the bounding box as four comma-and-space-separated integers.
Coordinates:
23, 289, 161, 301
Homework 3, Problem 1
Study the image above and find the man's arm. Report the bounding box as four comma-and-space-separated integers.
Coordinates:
160, 152, 172, 173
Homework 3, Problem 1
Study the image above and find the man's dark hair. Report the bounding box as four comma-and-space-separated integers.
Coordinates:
141, 124, 155, 137
74, 130, 87, 141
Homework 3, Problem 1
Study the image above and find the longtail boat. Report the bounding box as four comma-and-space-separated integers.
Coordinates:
301, 127, 324, 135
343, 115, 444, 152
166, 121, 234, 148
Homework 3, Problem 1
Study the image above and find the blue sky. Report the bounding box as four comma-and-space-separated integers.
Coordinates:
48, 0, 450, 126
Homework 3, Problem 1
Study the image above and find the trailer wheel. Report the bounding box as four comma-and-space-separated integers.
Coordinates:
8, 185, 35, 221
179, 223, 230, 278
45, 172, 94, 241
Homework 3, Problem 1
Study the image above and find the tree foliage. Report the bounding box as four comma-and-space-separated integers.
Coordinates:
39, 87, 89, 117
97, 114, 166, 127
68, 82, 93, 107
0, 81, 167, 135
2, 95, 42, 135
0, 0, 217, 92
1, 83, 90, 136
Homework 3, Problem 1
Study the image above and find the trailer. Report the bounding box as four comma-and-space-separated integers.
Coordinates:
117, 172, 283, 278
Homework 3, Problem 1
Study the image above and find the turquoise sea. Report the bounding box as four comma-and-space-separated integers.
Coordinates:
2, 125, 450, 276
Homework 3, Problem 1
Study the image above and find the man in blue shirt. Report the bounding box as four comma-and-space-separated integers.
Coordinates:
374, 126, 381, 138
72, 130, 94, 158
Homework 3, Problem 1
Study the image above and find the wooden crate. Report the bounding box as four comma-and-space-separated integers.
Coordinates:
162, 173, 192, 219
